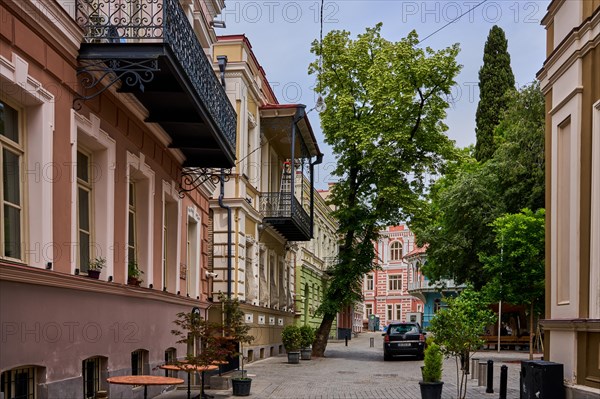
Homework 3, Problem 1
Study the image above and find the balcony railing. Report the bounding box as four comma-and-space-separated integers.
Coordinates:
260, 192, 311, 241
75, 0, 236, 161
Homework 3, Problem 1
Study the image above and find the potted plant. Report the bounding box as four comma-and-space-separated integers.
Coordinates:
127, 260, 143, 286
299, 325, 315, 360
281, 324, 301, 364
222, 295, 255, 396
419, 338, 444, 399
87, 257, 105, 279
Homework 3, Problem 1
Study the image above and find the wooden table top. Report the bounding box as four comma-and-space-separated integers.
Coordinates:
107, 375, 184, 386
159, 364, 218, 372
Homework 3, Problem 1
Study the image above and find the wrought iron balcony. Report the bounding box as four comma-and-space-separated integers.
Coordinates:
260, 192, 311, 241
75, 0, 236, 168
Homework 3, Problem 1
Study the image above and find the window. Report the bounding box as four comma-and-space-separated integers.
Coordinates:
417, 304, 423, 312
131, 349, 148, 376
162, 181, 180, 293
390, 241, 403, 261
1, 366, 36, 399
434, 298, 442, 313
77, 149, 93, 273
0, 99, 23, 260
365, 274, 374, 290
386, 304, 393, 321
164, 348, 176, 378
365, 303, 373, 317
388, 274, 402, 291
82, 357, 103, 399
127, 182, 137, 265
395, 304, 402, 321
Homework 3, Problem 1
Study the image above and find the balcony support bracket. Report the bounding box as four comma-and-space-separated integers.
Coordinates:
73, 58, 160, 110
178, 167, 232, 197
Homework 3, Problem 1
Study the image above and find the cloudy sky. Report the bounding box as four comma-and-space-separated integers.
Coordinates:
220, 0, 549, 187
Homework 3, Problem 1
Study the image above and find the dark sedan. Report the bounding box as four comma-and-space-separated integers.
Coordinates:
382, 322, 426, 360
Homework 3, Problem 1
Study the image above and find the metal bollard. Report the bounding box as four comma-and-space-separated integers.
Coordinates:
345, 335, 348, 346
370, 337, 374, 347
486, 359, 494, 393
499, 364, 507, 399
478, 362, 487, 386
471, 358, 479, 380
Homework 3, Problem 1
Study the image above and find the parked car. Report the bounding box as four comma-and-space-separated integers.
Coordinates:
382, 322, 426, 361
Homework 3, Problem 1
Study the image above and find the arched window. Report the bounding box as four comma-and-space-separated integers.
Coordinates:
390, 241, 403, 261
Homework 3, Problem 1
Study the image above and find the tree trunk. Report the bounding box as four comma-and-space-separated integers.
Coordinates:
312, 313, 335, 357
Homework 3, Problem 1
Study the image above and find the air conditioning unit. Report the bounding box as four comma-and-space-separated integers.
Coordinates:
520, 360, 564, 399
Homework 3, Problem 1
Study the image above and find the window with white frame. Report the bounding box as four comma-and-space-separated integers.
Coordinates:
0, 99, 23, 261
395, 304, 402, 321
390, 241, 403, 261
386, 304, 393, 321
126, 152, 154, 285
162, 182, 180, 293
365, 303, 373, 317
164, 348, 177, 378
388, 274, 402, 291
73, 112, 115, 275
1, 366, 36, 399
186, 208, 201, 299
77, 149, 93, 273
365, 274, 374, 290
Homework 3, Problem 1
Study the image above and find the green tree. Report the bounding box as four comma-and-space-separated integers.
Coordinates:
475, 25, 515, 162
309, 23, 461, 357
480, 208, 545, 359
428, 289, 496, 399
412, 83, 544, 288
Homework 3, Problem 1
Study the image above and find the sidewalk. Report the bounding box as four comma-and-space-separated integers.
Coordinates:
204, 331, 542, 399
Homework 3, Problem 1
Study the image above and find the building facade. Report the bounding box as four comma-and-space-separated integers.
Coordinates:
362, 225, 423, 329
0, 0, 236, 397
405, 246, 465, 329
538, 1, 600, 397
209, 35, 323, 361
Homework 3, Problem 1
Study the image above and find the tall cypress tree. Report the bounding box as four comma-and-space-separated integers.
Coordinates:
475, 25, 515, 162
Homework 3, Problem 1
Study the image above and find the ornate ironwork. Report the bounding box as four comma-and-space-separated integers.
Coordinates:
259, 192, 311, 238
74, 58, 159, 109
178, 167, 231, 197
75, 0, 236, 150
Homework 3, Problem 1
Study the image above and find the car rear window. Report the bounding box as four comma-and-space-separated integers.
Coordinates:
389, 324, 419, 335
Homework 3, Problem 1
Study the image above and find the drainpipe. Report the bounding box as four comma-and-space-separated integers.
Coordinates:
218, 169, 232, 299
310, 153, 324, 238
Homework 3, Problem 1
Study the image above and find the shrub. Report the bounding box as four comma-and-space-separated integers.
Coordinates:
299, 325, 315, 349
422, 341, 443, 383
281, 324, 302, 352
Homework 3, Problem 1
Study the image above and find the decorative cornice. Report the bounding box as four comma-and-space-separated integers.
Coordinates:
0, 263, 203, 308
540, 318, 600, 332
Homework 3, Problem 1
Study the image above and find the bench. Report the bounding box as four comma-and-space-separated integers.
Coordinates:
481, 335, 531, 350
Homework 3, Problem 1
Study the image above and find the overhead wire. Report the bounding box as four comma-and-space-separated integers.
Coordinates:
419, 0, 489, 43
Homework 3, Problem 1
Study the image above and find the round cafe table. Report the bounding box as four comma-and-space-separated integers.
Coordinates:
107, 375, 184, 399
159, 363, 218, 399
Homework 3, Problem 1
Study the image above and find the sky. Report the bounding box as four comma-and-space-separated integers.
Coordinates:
220, 0, 549, 188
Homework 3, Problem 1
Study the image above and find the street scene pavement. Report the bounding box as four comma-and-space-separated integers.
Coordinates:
204, 331, 542, 399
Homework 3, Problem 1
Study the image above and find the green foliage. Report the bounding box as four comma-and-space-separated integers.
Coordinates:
481, 209, 545, 310
422, 341, 443, 383
308, 23, 461, 356
128, 260, 143, 278
299, 325, 316, 349
428, 289, 496, 399
411, 82, 545, 289
171, 310, 230, 368
221, 294, 255, 375
475, 25, 515, 162
281, 325, 302, 352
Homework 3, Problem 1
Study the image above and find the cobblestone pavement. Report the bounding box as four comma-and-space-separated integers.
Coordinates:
205, 331, 542, 399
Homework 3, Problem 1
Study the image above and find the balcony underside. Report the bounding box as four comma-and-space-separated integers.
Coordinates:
263, 216, 311, 241
78, 43, 235, 168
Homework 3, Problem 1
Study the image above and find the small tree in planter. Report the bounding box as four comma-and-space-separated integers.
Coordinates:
428, 288, 496, 399
127, 260, 144, 286
221, 295, 255, 396
299, 325, 315, 360
171, 308, 229, 398
419, 338, 444, 399
281, 325, 302, 364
